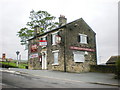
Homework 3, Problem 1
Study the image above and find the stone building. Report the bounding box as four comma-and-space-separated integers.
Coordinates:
28, 15, 97, 72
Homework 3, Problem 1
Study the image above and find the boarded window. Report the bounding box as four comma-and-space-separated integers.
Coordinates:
52, 50, 59, 65
73, 51, 85, 62
54, 52, 58, 64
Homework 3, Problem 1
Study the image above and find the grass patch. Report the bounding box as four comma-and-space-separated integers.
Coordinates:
0, 61, 28, 69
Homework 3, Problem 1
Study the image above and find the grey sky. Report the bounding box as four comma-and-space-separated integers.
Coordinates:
0, 0, 118, 64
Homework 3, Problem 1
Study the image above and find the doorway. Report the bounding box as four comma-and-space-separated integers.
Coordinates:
41, 51, 47, 69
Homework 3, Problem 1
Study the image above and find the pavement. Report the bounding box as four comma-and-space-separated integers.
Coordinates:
1, 68, 120, 87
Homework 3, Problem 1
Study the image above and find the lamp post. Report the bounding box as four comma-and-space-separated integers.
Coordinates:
16, 51, 20, 66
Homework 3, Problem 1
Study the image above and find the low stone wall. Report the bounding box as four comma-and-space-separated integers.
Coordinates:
90, 65, 117, 73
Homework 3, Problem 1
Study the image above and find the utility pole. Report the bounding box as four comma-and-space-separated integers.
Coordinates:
64, 27, 67, 72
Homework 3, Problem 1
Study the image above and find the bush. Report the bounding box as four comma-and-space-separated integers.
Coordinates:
115, 56, 120, 79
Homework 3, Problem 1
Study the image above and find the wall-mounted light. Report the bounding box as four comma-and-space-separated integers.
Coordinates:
85, 51, 88, 55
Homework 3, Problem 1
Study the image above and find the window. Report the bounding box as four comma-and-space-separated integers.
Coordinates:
73, 51, 85, 62
52, 32, 58, 45
78, 34, 87, 44
52, 50, 59, 65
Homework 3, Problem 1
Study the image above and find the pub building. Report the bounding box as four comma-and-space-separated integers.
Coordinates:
28, 15, 97, 73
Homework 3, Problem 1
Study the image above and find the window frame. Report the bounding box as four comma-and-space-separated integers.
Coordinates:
52, 50, 59, 65
79, 34, 87, 44
73, 51, 85, 62
51, 31, 59, 45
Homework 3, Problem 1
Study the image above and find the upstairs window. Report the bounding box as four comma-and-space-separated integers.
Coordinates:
78, 34, 88, 44
51, 32, 59, 45
41, 37, 45, 41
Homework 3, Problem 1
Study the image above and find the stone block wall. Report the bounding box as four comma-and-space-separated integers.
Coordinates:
28, 18, 97, 73
90, 65, 116, 73
47, 29, 65, 71
64, 19, 97, 72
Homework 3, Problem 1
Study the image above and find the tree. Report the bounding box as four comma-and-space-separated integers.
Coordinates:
17, 10, 58, 49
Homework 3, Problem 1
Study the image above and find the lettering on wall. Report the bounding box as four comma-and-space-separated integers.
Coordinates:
70, 46, 95, 52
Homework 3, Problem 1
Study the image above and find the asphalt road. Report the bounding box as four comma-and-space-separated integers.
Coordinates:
1, 71, 119, 89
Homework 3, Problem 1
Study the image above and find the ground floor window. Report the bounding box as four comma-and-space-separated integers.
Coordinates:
73, 51, 85, 62
52, 50, 59, 65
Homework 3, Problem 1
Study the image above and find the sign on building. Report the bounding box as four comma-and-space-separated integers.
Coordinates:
29, 53, 38, 59
70, 46, 95, 52
39, 40, 47, 46
31, 44, 38, 52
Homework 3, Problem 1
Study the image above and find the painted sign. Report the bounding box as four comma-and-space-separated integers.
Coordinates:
29, 53, 38, 59
39, 40, 47, 46
2, 53, 6, 60
31, 44, 38, 52
70, 46, 95, 52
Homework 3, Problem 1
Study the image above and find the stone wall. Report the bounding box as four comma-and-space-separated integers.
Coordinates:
47, 29, 65, 71
28, 18, 97, 73
28, 38, 42, 70
90, 65, 116, 73
64, 18, 97, 72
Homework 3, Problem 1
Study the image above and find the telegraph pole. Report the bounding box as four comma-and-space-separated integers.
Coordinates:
64, 27, 67, 72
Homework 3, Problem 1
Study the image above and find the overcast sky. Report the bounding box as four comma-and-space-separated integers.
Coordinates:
0, 0, 119, 64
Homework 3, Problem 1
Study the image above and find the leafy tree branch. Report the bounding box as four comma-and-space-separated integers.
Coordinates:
17, 10, 58, 49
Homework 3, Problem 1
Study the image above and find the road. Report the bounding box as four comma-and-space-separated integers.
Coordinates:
1, 71, 119, 89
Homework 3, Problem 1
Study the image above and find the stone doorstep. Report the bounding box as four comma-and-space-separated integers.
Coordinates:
1, 69, 119, 87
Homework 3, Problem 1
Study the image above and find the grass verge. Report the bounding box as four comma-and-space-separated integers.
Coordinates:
0, 61, 27, 69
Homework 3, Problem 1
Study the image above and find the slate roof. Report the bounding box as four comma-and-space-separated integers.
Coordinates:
28, 18, 96, 41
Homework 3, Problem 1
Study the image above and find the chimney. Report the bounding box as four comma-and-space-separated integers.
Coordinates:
59, 15, 67, 27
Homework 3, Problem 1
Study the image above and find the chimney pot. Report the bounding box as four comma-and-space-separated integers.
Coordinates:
59, 15, 67, 27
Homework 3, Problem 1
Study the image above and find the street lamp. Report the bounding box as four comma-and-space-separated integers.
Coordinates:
16, 51, 20, 66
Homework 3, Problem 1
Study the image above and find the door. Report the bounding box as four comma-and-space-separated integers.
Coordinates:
42, 51, 47, 69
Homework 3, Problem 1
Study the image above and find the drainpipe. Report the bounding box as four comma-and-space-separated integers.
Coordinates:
64, 27, 67, 72
59, 15, 67, 72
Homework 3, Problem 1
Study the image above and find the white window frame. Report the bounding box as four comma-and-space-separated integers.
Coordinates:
52, 50, 59, 65
52, 31, 58, 45
73, 51, 85, 62
79, 34, 87, 44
